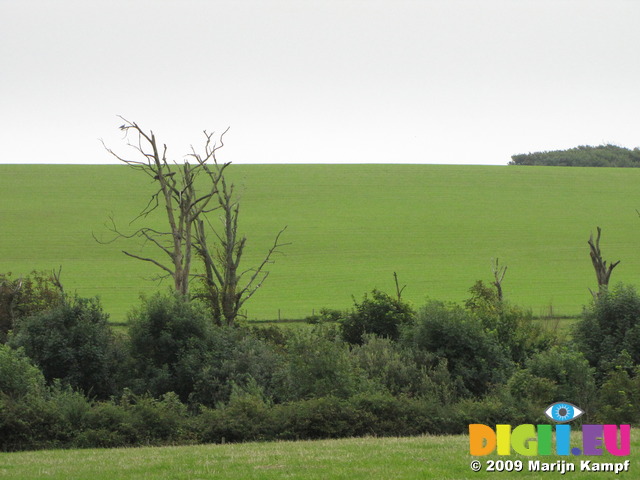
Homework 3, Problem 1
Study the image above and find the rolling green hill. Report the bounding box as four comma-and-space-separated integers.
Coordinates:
1, 164, 639, 321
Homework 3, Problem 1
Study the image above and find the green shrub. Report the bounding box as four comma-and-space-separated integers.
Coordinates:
350, 335, 456, 402
573, 284, 640, 382
405, 301, 513, 397
340, 290, 414, 345
305, 308, 344, 325
187, 332, 284, 407
0, 270, 64, 342
0, 344, 45, 399
8, 297, 120, 398
519, 346, 595, 408
197, 390, 272, 443
348, 393, 455, 436
272, 396, 363, 440
276, 327, 365, 401
596, 367, 640, 424
466, 280, 554, 364
454, 389, 541, 429
127, 293, 214, 400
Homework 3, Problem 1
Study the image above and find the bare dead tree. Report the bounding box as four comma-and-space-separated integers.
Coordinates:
99, 117, 229, 296
99, 118, 288, 325
588, 226, 620, 299
393, 271, 406, 302
51, 266, 65, 295
491, 258, 507, 302
194, 174, 289, 326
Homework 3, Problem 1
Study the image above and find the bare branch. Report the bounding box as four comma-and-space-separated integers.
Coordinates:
122, 250, 174, 277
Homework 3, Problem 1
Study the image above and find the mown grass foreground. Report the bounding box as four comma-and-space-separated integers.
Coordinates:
1, 432, 638, 479
2, 164, 640, 321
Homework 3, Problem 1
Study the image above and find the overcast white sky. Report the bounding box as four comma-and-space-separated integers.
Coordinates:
2, 0, 639, 165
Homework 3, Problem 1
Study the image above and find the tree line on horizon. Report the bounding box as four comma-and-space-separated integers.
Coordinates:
510, 144, 640, 167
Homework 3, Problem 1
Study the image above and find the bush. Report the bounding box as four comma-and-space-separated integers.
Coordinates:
350, 335, 456, 402
305, 308, 344, 325
8, 297, 120, 398
596, 366, 640, 424
272, 396, 363, 440
507, 346, 596, 414
187, 331, 284, 407
340, 290, 414, 345
197, 390, 272, 443
573, 284, 640, 382
275, 327, 366, 401
405, 301, 513, 397
0, 270, 64, 342
466, 280, 554, 364
127, 293, 214, 400
0, 344, 45, 399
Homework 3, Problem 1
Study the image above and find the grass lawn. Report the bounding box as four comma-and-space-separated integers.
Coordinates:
2, 164, 640, 322
0, 432, 637, 479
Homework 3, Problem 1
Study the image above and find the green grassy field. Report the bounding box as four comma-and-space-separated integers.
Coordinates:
2, 164, 640, 322
0, 432, 637, 479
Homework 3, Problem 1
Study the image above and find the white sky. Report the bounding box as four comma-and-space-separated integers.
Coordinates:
2, 0, 639, 165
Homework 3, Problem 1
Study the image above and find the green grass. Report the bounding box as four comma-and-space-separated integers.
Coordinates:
2, 164, 640, 322
0, 432, 637, 479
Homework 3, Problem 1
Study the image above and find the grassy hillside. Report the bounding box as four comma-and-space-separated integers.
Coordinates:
1, 164, 639, 321
0, 433, 636, 479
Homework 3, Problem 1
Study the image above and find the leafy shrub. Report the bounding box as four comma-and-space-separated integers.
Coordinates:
404, 301, 513, 397
466, 280, 554, 364
508, 346, 596, 415
454, 389, 542, 429
340, 290, 414, 345
197, 390, 272, 443
8, 297, 120, 398
305, 308, 344, 325
596, 366, 640, 424
187, 331, 284, 407
275, 327, 365, 401
350, 335, 456, 402
127, 293, 214, 400
272, 396, 363, 440
0, 270, 64, 342
573, 284, 640, 382
0, 344, 45, 399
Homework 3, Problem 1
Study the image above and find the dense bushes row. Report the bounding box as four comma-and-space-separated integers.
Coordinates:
509, 144, 640, 167
0, 367, 543, 451
3, 272, 640, 451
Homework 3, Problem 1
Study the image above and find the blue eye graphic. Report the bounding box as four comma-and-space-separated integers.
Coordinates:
545, 402, 584, 423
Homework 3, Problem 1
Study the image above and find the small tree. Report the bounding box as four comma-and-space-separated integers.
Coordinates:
340, 290, 414, 345
8, 296, 119, 398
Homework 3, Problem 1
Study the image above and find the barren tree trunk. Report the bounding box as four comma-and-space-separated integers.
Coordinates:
588, 227, 620, 298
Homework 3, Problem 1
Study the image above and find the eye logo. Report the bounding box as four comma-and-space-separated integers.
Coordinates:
545, 402, 584, 423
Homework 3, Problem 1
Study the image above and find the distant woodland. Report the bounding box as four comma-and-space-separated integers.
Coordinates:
510, 144, 640, 167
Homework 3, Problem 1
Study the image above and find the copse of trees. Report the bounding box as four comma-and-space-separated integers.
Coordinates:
5, 272, 640, 451
509, 144, 640, 167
